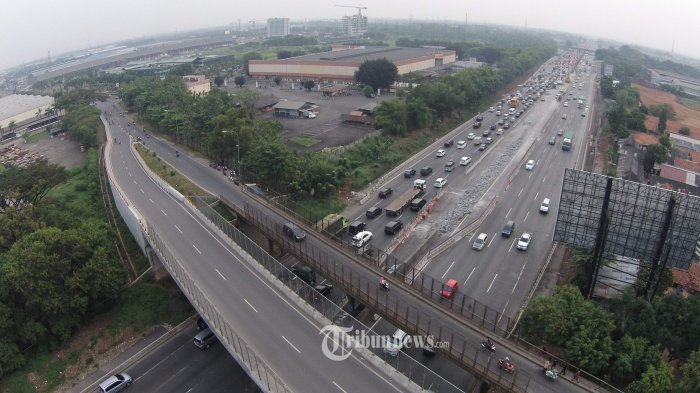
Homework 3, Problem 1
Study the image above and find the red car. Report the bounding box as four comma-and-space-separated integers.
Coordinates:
440, 279, 459, 299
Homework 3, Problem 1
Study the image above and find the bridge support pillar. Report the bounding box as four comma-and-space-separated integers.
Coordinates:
144, 243, 169, 280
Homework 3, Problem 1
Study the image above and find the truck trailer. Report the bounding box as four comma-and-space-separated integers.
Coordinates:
385, 183, 425, 216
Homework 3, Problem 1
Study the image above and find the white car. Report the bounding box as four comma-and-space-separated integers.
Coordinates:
489, 106, 495, 112
434, 177, 447, 188
460, 156, 472, 166
466, 133, 476, 140
351, 231, 373, 248
436, 149, 446, 157
496, 128, 504, 135
525, 160, 535, 170
516, 233, 532, 251
473, 233, 488, 250
457, 140, 467, 149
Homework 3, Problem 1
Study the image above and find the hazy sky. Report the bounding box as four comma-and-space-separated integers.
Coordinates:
2, 0, 699, 71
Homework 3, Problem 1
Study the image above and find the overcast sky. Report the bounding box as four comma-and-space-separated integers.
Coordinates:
2, 0, 699, 71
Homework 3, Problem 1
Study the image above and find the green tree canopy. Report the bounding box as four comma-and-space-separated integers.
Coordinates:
301, 80, 315, 91
678, 346, 700, 393
626, 363, 673, 393
0, 159, 67, 213
374, 100, 408, 136
355, 58, 398, 90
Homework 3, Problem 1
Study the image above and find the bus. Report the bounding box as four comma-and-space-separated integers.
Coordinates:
562, 131, 574, 151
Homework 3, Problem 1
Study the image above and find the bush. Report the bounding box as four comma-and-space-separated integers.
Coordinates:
680, 127, 691, 136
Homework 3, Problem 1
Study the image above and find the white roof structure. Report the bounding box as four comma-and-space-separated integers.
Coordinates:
0, 94, 54, 125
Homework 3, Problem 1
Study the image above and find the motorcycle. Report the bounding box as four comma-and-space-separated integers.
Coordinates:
379, 281, 389, 291
498, 359, 515, 374
175, 151, 180, 157
481, 341, 496, 353
544, 369, 558, 381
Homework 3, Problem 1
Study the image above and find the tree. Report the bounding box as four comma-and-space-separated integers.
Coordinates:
213, 76, 225, 87
277, 50, 293, 59
0, 159, 67, 213
643, 144, 668, 172
301, 80, 315, 91
234, 76, 246, 88
658, 109, 667, 132
627, 109, 646, 131
659, 133, 671, 150
679, 126, 691, 136
355, 58, 398, 90
610, 335, 661, 386
626, 363, 673, 393
678, 346, 700, 393
274, 77, 282, 86
374, 100, 408, 136
242, 52, 263, 75
363, 85, 374, 98
600, 77, 615, 99
406, 98, 434, 129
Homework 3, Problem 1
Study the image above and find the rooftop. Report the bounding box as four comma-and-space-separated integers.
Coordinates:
0, 94, 54, 122
672, 263, 700, 294
273, 46, 455, 64
631, 132, 660, 146
273, 100, 308, 110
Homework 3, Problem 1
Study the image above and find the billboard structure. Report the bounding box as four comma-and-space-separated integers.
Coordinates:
554, 169, 700, 299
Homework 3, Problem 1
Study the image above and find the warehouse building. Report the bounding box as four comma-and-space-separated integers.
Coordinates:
249, 46, 457, 83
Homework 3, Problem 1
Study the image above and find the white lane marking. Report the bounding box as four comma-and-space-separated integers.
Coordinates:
468, 232, 477, 242
486, 274, 498, 293
542, 175, 547, 183
523, 211, 530, 223
332, 381, 348, 393
175, 225, 183, 234
441, 261, 455, 279
534, 192, 539, 201
463, 267, 476, 286
133, 180, 137, 185
149, 198, 154, 204
487, 233, 496, 248
161, 209, 167, 216
244, 299, 258, 313
193, 244, 202, 254
140, 188, 144, 194
369, 316, 383, 331
508, 238, 516, 253
517, 188, 523, 198
282, 336, 301, 354
505, 207, 512, 218
215, 269, 227, 281
128, 172, 131, 177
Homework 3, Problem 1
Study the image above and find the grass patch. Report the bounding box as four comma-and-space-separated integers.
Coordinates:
24, 130, 49, 144
289, 135, 321, 147
679, 96, 700, 111
0, 351, 80, 393
213, 201, 237, 221
109, 280, 193, 333
284, 195, 347, 223
135, 144, 208, 196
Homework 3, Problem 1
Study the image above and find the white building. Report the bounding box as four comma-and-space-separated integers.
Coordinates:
267, 18, 290, 38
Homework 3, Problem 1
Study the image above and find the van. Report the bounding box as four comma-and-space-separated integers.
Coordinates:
460, 156, 472, 166
444, 161, 455, 172
283, 223, 306, 241
292, 266, 316, 286
434, 178, 447, 188
366, 206, 382, 219
413, 179, 426, 190
193, 328, 218, 350
348, 220, 366, 235
384, 329, 408, 356
540, 198, 550, 214
410, 198, 427, 211
384, 220, 403, 235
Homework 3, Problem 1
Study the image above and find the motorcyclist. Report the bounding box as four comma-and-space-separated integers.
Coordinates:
503, 357, 513, 371
176, 150, 179, 157
487, 337, 493, 348
379, 277, 388, 289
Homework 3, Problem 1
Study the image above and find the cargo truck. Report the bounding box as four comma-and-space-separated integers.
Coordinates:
385, 182, 425, 216
318, 213, 348, 236
562, 131, 574, 151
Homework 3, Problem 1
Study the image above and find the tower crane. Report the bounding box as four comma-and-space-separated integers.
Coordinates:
335, 4, 367, 16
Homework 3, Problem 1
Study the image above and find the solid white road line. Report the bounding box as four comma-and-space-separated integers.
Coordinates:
523, 211, 530, 223
161, 209, 167, 216
487, 233, 496, 248
193, 244, 202, 254
441, 261, 455, 279
149, 198, 155, 204
332, 381, 348, 393
215, 268, 227, 281
505, 207, 512, 218
486, 274, 498, 293
244, 299, 258, 313
463, 267, 476, 286
174, 225, 182, 234
517, 188, 523, 198
282, 336, 301, 354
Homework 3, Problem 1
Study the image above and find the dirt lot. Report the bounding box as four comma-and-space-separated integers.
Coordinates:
17, 131, 86, 169
229, 84, 390, 152
634, 83, 700, 138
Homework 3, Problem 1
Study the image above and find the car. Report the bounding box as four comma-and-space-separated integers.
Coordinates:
478, 143, 487, 151
194, 327, 218, 349
378, 188, 393, 198
473, 121, 481, 129
490, 124, 497, 130
525, 160, 535, 170
489, 106, 495, 112
557, 129, 564, 136
460, 156, 472, 166
516, 232, 532, 251
457, 140, 467, 149
473, 233, 488, 250
348, 220, 366, 235
365, 206, 383, 219
434, 177, 447, 188
503, 122, 511, 129
581, 112, 586, 117
410, 198, 427, 211
482, 129, 491, 137
436, 149, 446, 157
314, 283, 333, 297
476, 115, 484, 121
549, 136, 556, 145
420, 167, 433, 176
501, 221, 515, 237
351, 231, 373, 248
445, 160, 455, 172
384, 329, 408, 356
467, 133, 476, 140
485, 137, 493, 145
497, 119, 505, 126
444, 140, 454, 148
540, 198, 551, 214
440, 279, 459, 299
384, 220, 403, 235
495, 110, 502, 116
403, 168, 416, 178
496, 128, 504, 135
473, 136, 482, 145
99, 373, 132, 393
564, 102, 569, 107
283, 222, 306, 241
196, 317, 208, 331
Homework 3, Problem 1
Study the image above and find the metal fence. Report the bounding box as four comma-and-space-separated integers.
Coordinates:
144, 221, 293, 393
192, 196, 466, 393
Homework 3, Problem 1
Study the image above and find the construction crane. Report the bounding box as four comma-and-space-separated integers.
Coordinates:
335, 4, 367, 16
248, 19, 266, 29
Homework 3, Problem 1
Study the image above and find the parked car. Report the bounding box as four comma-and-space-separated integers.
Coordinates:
516, 233, 532, 251
384, 329, 408, 356
440, 279, 459, 299
314, 283, 333, 297
365, 206, 382, 219
403, 168, 416, 178
378, 188, 393, 198
473, 233, 488, 250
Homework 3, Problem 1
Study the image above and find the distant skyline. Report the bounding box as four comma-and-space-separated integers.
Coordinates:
2, 0, 699, 72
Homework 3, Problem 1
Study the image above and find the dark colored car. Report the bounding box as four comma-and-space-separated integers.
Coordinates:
501, 220, 515, 237
410, 198, 427, 211
366, 206, 383, 219
283, 222, 306, 241
490, 124, 496, 130
473, 121, 482, 129
476, 115, 484, 121
348, 220, 366, 235
314, 283, 333, 297
403, 168, 416, 178
444, 140, 454, 148
196, 317, 208, 331
378, 188, 393, 198
503, 122, 511, 129
384, 220, 403, 235
420, 167, 433, 176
